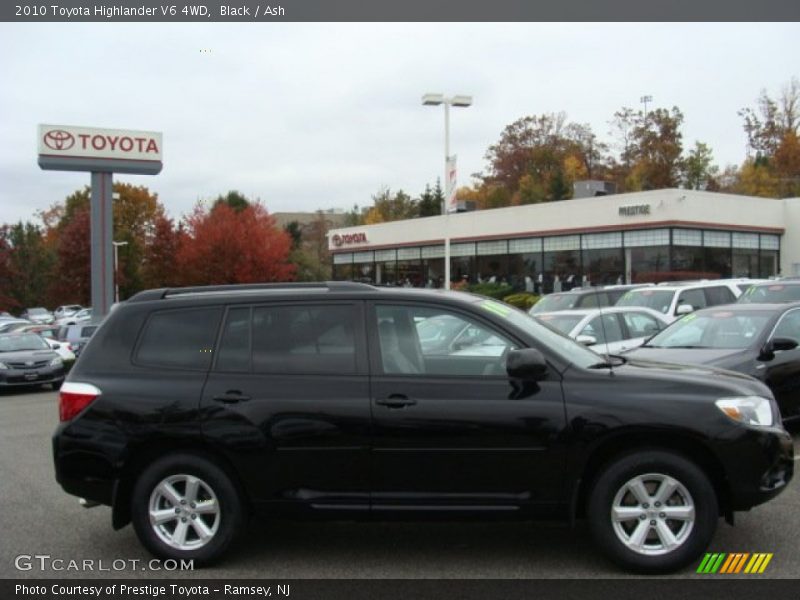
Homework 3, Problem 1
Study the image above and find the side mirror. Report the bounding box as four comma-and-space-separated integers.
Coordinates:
52, 343, 61, 349
760, 337, 799, 360
676, 304, 694, 316
575, 334, 597, 346
506, 348, 548, 380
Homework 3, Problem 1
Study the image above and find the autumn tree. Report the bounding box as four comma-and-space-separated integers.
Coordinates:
481, 113, 607, 204
49, 209, 91, 306
737, 78, 800, 197
611, 106, 686, 191
177, 201, 295, 285
363, 187, 418, 224
141, 215, 183, 289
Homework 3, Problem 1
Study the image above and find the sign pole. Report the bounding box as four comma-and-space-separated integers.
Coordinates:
90, 172, 114, 318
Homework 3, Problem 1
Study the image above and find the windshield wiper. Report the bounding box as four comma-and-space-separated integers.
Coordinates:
588, 355, 627, 369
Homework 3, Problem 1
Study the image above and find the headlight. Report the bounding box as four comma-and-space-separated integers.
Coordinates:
49, 357, 63, 367
0, 362, 7, 370
715, 396, 774, 427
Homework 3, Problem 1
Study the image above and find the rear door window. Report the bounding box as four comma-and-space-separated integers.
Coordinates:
135, 307, 222, 370
705, 285, 736, 306
676, 289, 707, 312
251, 304, 358, 375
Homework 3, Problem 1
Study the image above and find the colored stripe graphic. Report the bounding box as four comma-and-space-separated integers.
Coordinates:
698, 552, 772, 574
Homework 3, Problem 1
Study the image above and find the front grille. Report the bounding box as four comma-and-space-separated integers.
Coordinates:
6, 360, 49, 370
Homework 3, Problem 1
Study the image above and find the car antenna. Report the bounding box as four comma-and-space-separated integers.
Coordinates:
594, 280, 614, 375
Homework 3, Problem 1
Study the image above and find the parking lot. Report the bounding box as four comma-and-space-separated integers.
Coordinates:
1, 387, 798, 580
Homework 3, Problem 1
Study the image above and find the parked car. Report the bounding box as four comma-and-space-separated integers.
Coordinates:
15, 324, 61, 340
623, 303, 800, 423
54, 305, 84, 320
62, 322, 100, 357
0, 319, 32, 334
615, 281, 742, 322
737, 281, 800, 304
529, 284, 651, 315
54, 282, 793, 573
20, 307, 54, 324
534, 307, 670, 355
0, 332, 64, 389
55, 307, 92, 327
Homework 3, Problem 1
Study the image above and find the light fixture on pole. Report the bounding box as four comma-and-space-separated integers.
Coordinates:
422, 93, 473, 290
640, 95, 653, 118
112, 240, 128, 303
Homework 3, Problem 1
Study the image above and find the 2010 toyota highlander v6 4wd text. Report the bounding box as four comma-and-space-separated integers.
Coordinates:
53, 282, 793, 573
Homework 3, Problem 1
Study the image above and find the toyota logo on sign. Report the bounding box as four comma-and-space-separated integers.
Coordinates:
332, 234, 343, 247
43, 129, 75, 151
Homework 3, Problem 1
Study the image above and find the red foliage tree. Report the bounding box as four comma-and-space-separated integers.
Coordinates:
48, 208, 91, 305
177, 202, 295, 285
141, 214, 183, 289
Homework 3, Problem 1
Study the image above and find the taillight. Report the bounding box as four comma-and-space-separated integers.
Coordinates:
59, 382, 101, 422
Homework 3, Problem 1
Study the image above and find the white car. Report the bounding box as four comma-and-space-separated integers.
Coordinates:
614, 281, 743, 323
43, 337, 76, 366
534, 307, 670, 355
54, 305, 83, 320
55, 307, 92, 327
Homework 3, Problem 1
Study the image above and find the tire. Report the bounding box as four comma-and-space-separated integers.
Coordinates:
587, 450, 718, 574
131, 453, 244, 566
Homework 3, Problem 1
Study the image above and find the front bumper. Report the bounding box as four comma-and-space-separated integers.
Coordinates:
719, 426, 794, 511
0, 365, 64, 386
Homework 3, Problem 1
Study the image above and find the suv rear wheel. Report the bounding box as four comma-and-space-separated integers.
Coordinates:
131, 454, 244, 565
588, 450, 718, 573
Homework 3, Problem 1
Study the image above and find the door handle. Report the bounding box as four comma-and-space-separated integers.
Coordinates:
375, 395, 416, 408
213, 390, 251, 404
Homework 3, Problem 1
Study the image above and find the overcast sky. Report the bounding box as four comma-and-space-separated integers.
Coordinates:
1, 22, 798, 224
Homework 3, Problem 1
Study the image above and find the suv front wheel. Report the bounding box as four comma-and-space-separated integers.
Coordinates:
131, 453, 244, 565
588, 450, 718, 573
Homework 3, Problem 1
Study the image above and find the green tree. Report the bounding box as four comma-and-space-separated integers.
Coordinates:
418, 182, 442, 217
3, 222, 55, 310
683, 142, 719, 190
284, 221, 303, 250
213, 190, 250, 213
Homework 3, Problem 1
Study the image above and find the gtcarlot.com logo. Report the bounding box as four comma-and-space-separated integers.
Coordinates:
697, 552, 773, 574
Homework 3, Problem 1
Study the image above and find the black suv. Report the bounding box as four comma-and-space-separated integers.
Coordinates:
53, 282, 793, 573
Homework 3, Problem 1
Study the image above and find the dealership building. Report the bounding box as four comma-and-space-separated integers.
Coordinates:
327, 188, 800, 293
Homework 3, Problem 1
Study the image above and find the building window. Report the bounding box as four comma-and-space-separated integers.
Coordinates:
421, 245, 445, 259
732, 233, 759, 249
332, 253, 353, 265
761, 235, 780, 251
477, 240, 509, 256
509, 238, 542, 254
629, 246, 670, 283
582, 232, 622, 249
672, 229, 702, 246
703, 231, 731, 248
450, 242, 476, 257
624, 229, 670, 247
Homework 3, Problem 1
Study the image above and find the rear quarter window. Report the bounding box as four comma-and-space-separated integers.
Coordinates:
135, 307, 222, 370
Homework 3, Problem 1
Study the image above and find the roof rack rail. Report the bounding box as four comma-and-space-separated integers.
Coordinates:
128, 281, 377, 302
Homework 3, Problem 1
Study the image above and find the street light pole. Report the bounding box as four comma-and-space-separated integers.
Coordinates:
640, 95, 653, 118
112, 241, 128, 303
422, 93, 472, 290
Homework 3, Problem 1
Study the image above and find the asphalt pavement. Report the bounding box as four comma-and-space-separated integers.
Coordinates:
1, 388, 798, 579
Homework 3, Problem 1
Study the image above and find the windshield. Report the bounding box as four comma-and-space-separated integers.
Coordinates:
534, 313, 584, 335
616, 289, 675, 314
645, 310, 771, 349
28, 308, 47, 315
738, 283, 800, 304
529, 293, 579, 314
0, 334, 50, 352
475, 298, 604, 369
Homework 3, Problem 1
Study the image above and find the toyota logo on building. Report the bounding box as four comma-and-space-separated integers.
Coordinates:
332, 232, 367, 247
43, 129, 75, 151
